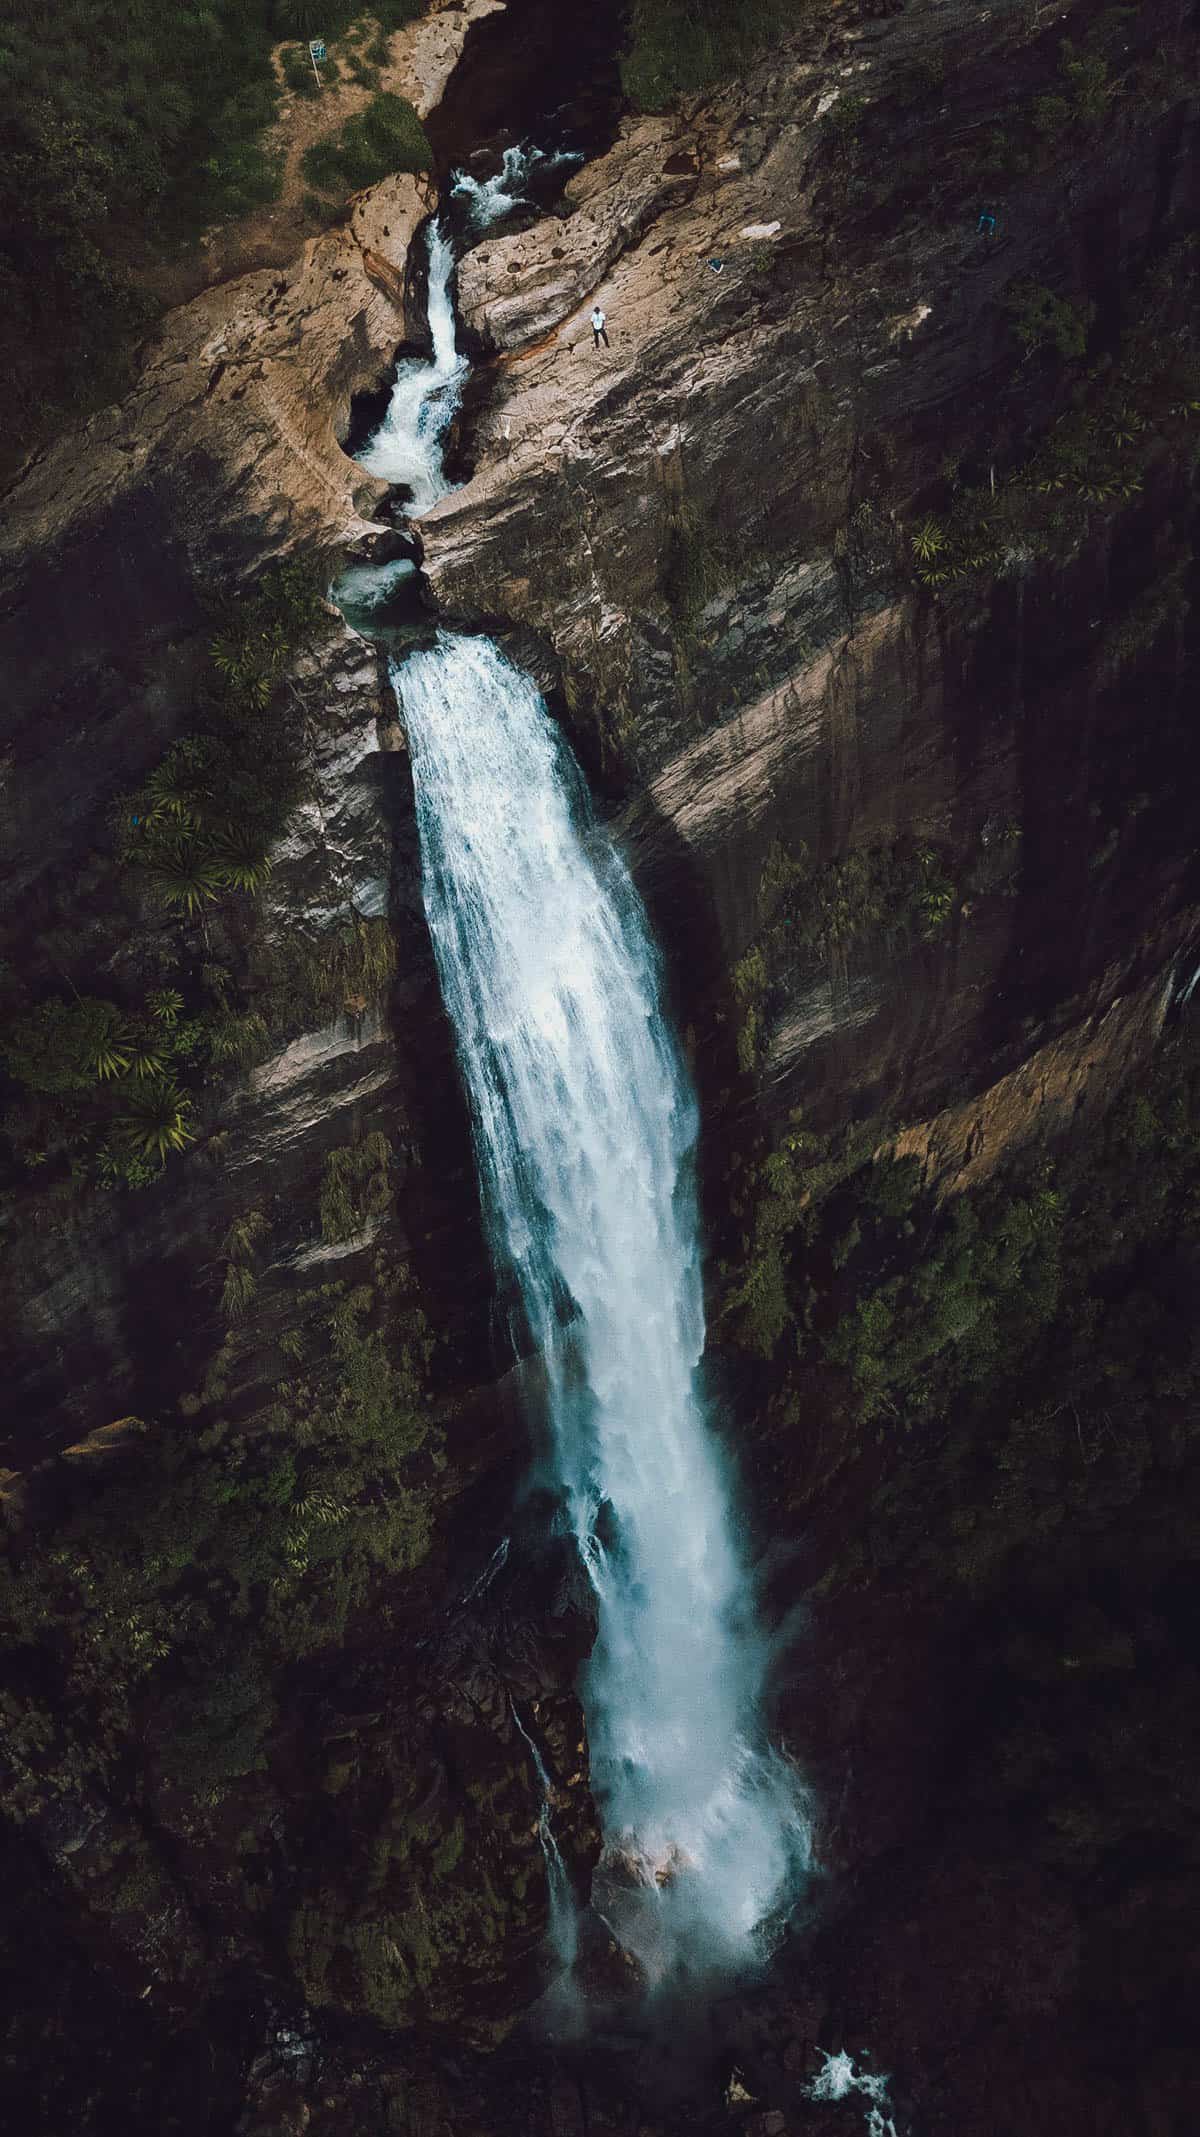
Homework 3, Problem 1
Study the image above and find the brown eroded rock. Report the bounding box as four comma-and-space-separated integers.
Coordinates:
884, 967, 1176, 1198
456, 116, 699, 352
0, 167, 431, 594
418, 0, 1200, 1156
397, 0, 508, 119
361, 246, 409, 309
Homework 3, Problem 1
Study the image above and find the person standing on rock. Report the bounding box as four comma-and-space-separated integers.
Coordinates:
591, 304, 610, 350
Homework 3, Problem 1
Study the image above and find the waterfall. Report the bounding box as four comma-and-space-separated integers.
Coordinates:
511, 1704, 579, 1969
343, 161, 808, 1984
393, 632, 808, 1979
355, 222, 467, 512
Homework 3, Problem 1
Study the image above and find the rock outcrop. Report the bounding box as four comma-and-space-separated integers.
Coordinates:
417, 0, 1200, 1147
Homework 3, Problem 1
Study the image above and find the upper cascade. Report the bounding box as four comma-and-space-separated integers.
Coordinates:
451, 141, 583, 232
355, 221, 468, 515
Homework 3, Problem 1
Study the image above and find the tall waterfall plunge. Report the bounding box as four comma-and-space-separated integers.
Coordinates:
394, 633, 809, 1979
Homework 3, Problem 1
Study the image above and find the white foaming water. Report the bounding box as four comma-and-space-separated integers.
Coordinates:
808, 2050, 900, 2136
355, 222, 467, 512
452, 141, 583, 231
331, 555, 416, 612
394, 631, 808, 1979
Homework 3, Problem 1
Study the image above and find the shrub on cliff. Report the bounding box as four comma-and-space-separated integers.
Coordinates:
0, 561, 334, 1191
0, 1271, 438, 1826
301, 91, 433, 195
621, 0, 798, 111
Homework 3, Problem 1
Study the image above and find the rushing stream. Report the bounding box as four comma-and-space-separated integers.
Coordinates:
342, 183, 808, 1985
451, 140, 583, 231
355, 222, 467, 511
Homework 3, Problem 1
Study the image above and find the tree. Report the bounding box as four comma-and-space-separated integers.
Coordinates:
212, 836, 273, 895
1008, 281, 1095, 362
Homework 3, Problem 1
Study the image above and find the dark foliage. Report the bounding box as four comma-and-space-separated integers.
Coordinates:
0, 4, 425, 480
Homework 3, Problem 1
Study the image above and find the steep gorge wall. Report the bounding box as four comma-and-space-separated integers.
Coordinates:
425, 0, 1200, 1152
1, 0, 1199, 2132
0, 5, 605, 2112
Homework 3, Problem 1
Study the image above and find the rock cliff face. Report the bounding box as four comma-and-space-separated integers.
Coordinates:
0, 1, 605, 2111
2, 0, 1200, 2132
424, 0, 1200, 1148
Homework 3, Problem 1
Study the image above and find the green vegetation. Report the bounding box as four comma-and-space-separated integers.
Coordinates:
908, 243, 1200, 588
1097, 551, 1193, 679
119, 559, 326, 901
0, 1267, 437, 1822
731, 839, 958, 1075
289, 1722, 543, 2032
719, 1011, 1200, 2022
659, 501, 736, 629
0, 1, 285, 464
722, 1014, 1200, 1480
320, 1132, 393, 1243
821, 92, 868, 146
0, 5, 427, 478
621, 0, 799, 112
301, 91, 432, 197
220, 1210, 269, 1324
842, 9, 1178, 226
252, 913, 398, 1029
1032, 18, 1128, 139
1, 562, 332, 1190
1007, 282, 1095, 363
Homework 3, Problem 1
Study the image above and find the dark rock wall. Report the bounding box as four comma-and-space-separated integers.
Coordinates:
1, 1, 1198, 2133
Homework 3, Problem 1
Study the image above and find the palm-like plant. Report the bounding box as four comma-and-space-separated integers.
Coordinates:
148, 988, 185, 1028
135, 836, 226, 917
209, 624, 288, 707
142, 762, 201, 825
911, 516, 947, 566
123, 1026, 171, 1080
84, 1004, 133, 1082
212, 836, 273, 895
115, 1079, 195, 1161
1106, 401, 1146, 449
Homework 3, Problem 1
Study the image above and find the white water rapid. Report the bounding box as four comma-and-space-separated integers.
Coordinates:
355, 222, 467, 511
451, 142, 583, 231
394, 632, 808, 1980
807, 2050, 900, 2137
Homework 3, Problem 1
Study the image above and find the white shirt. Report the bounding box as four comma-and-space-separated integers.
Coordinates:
591, 308, 606, 330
